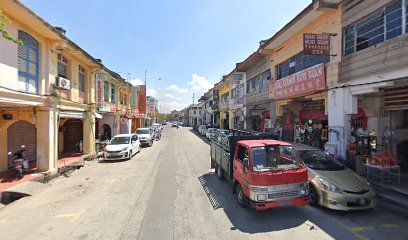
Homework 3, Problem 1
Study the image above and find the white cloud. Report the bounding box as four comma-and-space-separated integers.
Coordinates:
187, 74, 213, 95
159, 101, 189, 113
164, 93, 174, 99
130, 78, 143, 86
167, 84, 188, 93
147, 88, 157, 97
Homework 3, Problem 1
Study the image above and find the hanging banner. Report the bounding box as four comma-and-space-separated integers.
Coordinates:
303, 33, 330, 55
272, 63, 326, 100
138, 85, 146, 115
95, 73, 107, 108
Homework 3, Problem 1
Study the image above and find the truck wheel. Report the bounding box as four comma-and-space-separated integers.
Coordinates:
236, 184, 248, 208
216, 165, 224, 180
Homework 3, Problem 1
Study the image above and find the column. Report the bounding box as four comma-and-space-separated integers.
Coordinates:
327, 88, 357, 160
83, 111, 96, 155
36, 109, 58, 172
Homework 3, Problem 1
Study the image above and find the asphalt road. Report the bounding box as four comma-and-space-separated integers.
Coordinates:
0, 126, 408, 240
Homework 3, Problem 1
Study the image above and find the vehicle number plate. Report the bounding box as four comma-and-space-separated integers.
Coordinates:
277, 200, 293, 207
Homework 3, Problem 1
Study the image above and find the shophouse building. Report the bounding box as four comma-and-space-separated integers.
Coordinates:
237, 52, 272, 132
0, 0, 101, 173
214, 75, 231, 129
260, 0, 342, 150
331, 0, 408, 170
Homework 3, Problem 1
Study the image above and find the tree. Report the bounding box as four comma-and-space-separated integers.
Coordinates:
0, 9, 22, 44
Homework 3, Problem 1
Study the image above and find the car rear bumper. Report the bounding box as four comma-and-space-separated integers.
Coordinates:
250, 196, 310, 210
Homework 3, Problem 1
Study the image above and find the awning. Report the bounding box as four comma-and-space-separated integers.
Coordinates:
94, 112, 103, 119
59, 111, 85, 119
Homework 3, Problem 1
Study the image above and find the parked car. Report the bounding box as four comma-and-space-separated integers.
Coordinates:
150, 126, 161, 140
214, 129, 230, 144
172, 122, 178, 127
206, 128, 216, 140
104, 134, 140, 160
198, 125, 207, 136
136, 128, 154, 147
291, 143, 376, 211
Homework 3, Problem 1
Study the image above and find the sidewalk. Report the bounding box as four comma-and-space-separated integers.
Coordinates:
0, 153, 92, 193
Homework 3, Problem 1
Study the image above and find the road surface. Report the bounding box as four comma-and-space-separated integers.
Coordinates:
0, 126, 407, 240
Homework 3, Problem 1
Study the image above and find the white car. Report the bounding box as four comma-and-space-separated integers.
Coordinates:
104, 134, 140, 160
136, 128, 154, 146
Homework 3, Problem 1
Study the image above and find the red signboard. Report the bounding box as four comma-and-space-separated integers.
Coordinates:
150, 104, 154, 117
303, 33, 330, 55
95, 73, 106, 108
272, 63, 326, 100
138, 85, 146, 115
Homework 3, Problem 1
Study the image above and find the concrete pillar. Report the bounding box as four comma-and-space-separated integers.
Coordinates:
83, 111, 96, 155
36, 109, 58, 172
127, 119, 132, 134
328, 88, 357, 160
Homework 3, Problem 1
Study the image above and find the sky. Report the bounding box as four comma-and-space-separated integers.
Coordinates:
21, 0, 312, 113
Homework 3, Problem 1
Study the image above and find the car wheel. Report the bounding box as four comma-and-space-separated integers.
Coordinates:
309, 185, 319, 206
217, 165, 224, 180
149, 140, 153, 147
128, 151, 132, 160
236, 184, 248, 208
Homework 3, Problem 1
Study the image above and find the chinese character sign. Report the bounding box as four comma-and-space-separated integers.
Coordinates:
138, 85, 146, 114
95, 73, 107, 108
303, 33, 330, 56
272, 63, 326, 100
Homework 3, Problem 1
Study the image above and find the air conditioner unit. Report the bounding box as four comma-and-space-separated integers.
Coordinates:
56, 76, 71, 90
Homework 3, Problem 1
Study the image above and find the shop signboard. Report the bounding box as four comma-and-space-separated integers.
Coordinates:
271, 63, 326, 100
230, 98, 244, 110
233, 73, 245, 99
95, 73, 107, 108
138, 85, 146, 115
303, 33, 330, 56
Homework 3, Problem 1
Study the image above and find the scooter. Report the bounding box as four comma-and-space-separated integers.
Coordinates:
8, 145, 29, 179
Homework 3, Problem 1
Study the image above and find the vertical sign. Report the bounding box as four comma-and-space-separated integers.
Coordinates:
95, 73, 106, 108
138, 85, 146, 114
303, 33, 330, 55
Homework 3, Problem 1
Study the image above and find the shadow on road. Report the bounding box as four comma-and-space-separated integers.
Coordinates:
197, 172, 399, 238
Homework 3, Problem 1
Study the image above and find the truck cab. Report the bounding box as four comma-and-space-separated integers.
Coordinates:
233, 140, 309, 210
211, 132, 309, 211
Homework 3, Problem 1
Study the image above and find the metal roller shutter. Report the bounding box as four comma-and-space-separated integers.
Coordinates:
7, 121, 37, 169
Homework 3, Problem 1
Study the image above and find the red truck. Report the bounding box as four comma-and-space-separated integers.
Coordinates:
210, 132, 309, 210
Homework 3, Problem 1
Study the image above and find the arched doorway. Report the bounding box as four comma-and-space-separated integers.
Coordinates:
7, 120, 37, 169
101, 124, 112, 140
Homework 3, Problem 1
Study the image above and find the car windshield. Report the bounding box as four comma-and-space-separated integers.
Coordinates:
136, 129, 149, 134
298, 150, 346, 171
110, 137, 130, 145
251, 145, 301, 172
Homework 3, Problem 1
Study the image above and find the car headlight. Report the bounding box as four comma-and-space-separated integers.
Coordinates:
122, 147, 129, 152
257, 194, 267, 201
317, 177, 343, 193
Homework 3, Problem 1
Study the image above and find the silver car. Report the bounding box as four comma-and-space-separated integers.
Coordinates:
292, 143, 376, 211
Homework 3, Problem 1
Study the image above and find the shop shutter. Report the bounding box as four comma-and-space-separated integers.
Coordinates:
383, 86, 408, 110
63, 120, 83, 153
7, 121, 36, 169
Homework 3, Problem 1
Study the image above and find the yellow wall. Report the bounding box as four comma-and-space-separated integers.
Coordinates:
217, 81, 232, 129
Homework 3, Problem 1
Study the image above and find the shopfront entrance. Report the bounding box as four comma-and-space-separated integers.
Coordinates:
7, 120, 37, 169
60, 119, 83, 156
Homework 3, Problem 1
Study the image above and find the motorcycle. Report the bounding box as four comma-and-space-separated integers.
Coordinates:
8, 145, 29, 179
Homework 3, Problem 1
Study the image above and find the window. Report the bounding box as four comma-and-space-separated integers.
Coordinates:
124, 94, 128, 106
18, 31, 39, 94
57, 54, 69, 78
221, 92, 229, 102
199, 110, 201, 114
231, 88, 236, 99
276, 53, 330, 79
194, 111, 196, 114
103, 81, 109, 102
237, 145, 248, 162
78, 65, 85, 92
110, 84, 115, 103
344, 1, 404, 56
246, 69, 271, 93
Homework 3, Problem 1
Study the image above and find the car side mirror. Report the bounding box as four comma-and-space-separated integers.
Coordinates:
243, 158, 249, 171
